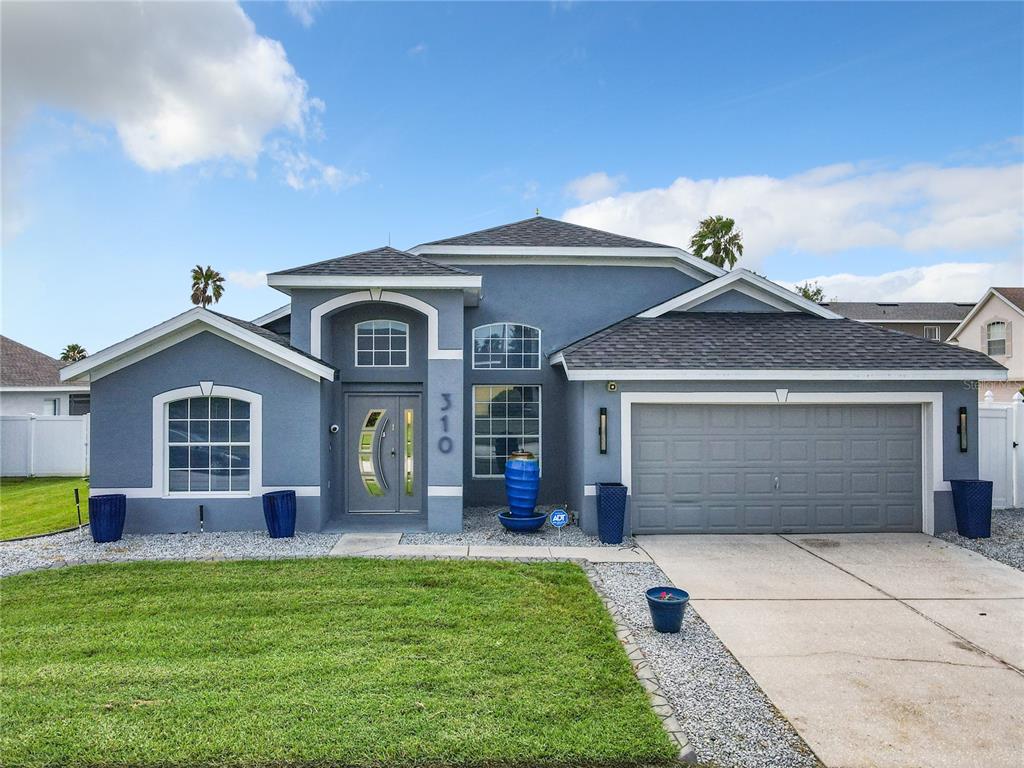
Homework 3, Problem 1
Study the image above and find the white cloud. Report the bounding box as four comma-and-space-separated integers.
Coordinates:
287, 1, 323, 29
2, 1, 321, 171
271, 144, 368, 191
407, 42, 428, 57
228, 270, 269, 290
793, 261, 1023, 303
562, 160, 1024, 266
564, 171, 625, 203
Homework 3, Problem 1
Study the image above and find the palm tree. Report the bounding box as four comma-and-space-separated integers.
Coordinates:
59, 343, 87, 362
190, 265, 225, 308
689, 215, 744, 269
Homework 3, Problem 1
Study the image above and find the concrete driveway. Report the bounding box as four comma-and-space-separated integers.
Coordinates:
637, 533, 1024, 768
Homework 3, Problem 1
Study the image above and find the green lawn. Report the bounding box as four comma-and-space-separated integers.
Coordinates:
1, 558, 677, 767
0, 476, 89, 540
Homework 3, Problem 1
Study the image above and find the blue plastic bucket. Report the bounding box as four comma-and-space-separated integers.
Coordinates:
88, 494, 126, 543
950, 479, 993, 539
645, 587, 689, 633
262, 490, 297, 538
505, 454, 540, 517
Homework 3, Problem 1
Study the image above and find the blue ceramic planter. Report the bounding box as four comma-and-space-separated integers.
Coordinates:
504, 453, 540, 517
950, 479, 993, 539
262, 490, 297, 538
498, 510, 547, 532
88, 494, 126, 543
645, 587, 689, 633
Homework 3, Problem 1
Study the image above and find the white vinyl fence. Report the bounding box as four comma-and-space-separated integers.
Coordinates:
0, 414, 89, 477
978, 392, 1023, 510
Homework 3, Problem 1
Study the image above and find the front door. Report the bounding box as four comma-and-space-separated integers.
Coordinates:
346, 394, 422, 514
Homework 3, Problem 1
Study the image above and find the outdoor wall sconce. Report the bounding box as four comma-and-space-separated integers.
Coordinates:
598, 407, 608, 454
958, 406, 968, 452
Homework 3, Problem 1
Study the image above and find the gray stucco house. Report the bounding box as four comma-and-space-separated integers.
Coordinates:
61, 216, 1006, 536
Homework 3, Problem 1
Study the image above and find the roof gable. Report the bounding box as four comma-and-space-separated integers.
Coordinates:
0, 336, 64, 387
638, 270, 841, 319
948, 287, 1024, 341
60, 308, 335, 383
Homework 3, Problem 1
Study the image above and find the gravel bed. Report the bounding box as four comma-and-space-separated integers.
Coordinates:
938, 508, 1024, 572
591, 562, 821, 768
402, 505, 636, 548
0, 529, 341, 578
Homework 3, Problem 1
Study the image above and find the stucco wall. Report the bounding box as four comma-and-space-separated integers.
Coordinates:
574, 378, 979, 535
689, 290, 785, 313
949, 296, 1023, 401
457, 263, 703, 505
0, 390, 81, 416
89, 331, 323, 532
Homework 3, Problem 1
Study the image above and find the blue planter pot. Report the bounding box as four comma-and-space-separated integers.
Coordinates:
88, 494, 126, 543
646, 587, 689, 633
262, 490, 297, 538
505, 454, 540, 517
596, 482, 628, 544
497, 510, 547, 532
950, 479, 993, 539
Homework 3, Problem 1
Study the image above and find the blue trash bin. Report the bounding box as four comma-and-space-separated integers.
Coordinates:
596, 482, 628, 544
262, 490, 297, 538
88, 494, 126, 543
950, 479, 993, 539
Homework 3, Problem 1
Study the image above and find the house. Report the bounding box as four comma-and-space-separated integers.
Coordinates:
947, 287, 1024, 402
819, 302, 974, 341
60, 216, 1007, 536
0, 336, 90, 416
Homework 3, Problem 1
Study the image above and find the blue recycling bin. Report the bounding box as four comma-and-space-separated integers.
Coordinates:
262, 490, 297, 538
950, 479, 993, 539
88, 494, 126, 543
596, 482, 628, 544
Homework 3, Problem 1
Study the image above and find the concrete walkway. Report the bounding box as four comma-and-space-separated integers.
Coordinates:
329, 533, 652, 562
638, 533, 1024, 768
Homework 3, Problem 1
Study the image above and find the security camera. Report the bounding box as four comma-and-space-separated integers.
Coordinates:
329, 424, 340, 434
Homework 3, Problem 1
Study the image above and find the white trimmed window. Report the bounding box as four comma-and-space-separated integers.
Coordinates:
355, 320, 408, 367
472, 323, 541, 369
167, 396, 251, 493
923, 326, 940, 341
987, 321, 1007, 356
472, 385, 541, 477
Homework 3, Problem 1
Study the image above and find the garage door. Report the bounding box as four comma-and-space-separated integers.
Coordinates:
630, 404, 922, 534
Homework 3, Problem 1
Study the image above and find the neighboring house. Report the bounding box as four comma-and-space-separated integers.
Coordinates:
61, 216, 1006, 537
819, 302, 974, 341
947, 287, 1024, 402
0, 336, 90, 416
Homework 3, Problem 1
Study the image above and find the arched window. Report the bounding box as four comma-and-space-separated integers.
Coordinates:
472, 323, 541, 370
167, 395, 252, 493
355, 320, 409, 367
987, 321, 1007, 356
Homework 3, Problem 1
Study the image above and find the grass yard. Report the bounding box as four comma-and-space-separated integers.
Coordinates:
0, 476, 88, 540
0, 558, 677, 767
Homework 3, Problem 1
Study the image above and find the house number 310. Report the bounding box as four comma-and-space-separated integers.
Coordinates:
438, 393, 454, 454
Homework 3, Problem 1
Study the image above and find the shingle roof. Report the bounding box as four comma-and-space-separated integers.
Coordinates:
272, 246, 474, 277
821, 302, 974, 322
556, 313, 1005, 371
0, 336, 65, 387
417, 216, 672, 249
207, 311, 334, 369
993, 287, 1024, 312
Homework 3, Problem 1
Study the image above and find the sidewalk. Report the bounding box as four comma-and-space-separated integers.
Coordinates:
329, 533, 652, 562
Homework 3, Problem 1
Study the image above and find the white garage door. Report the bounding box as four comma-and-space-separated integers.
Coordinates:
630, 404, 922, 534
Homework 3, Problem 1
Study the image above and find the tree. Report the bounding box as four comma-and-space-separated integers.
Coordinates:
191, 265, 225, 308
795, 281, 827, 303
59, 343, 87, 362
689, 215, 743, 269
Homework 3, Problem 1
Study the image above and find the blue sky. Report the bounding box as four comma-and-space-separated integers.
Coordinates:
2, 1, 1022, 356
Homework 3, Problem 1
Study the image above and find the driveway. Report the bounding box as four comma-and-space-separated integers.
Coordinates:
638, 533, 1024, 768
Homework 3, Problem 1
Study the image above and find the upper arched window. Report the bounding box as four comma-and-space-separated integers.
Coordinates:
987, 321, 1007, 357
355, 320, 409, 367
473, 323, 541, 370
